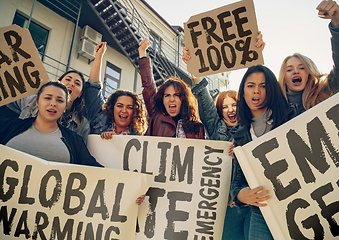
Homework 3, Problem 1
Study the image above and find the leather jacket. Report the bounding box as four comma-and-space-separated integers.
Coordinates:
138, 57, 205, 139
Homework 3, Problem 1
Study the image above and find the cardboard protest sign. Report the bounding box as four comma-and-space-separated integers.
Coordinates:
87, 135, 233, 240
184, 0, 264, 77
233, 93, 339, 240
0, 25, 49, 107
0, 145, 152, 240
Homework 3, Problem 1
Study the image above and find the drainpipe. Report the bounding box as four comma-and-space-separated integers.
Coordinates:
66, 2, 82, 71
177, 34, 180, 68
133, 68, 138, 93
27, 0, 37, 29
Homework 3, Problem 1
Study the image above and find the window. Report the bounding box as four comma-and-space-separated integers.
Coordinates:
103, 62, 121, 99
12, 12, 49, 58
149, 31, 161, 53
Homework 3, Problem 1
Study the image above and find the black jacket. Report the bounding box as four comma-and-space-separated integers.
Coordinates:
0, 117, 102, 167
230, 106, 295, 212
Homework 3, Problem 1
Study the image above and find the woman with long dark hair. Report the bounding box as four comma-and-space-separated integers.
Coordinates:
231, 65, 290, 240
182, 32, 265, 240
138, 38, 204, 139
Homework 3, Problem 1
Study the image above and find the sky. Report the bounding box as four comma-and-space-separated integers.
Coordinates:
144, 0, 334, 91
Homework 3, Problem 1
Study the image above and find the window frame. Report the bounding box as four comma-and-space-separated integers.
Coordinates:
149, 31, 161, 53
12, 11, 49, 60
103, 61, 121, 99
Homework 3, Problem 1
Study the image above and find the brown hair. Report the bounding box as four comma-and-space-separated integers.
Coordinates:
154, 76, 201, 134
102, 89, 147, 134
58, 70, 86, 127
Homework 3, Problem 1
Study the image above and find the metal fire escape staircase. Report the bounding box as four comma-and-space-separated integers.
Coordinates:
86, 0, 179, 86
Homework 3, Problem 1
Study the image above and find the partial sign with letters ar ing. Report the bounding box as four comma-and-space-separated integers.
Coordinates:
184, 0, 264, 77
0, 24, 49, 106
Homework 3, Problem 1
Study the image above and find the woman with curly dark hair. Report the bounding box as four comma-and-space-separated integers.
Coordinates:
83, 43, 147, 139
99, 89, 147, 139
85, 86, 147, 139
138, 38, 204, 139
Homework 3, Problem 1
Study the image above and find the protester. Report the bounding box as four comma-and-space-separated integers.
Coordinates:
138, 38, 205, 139
230, 65, 290, 240
278, 0, 339, 116
6, 69, 89, 142
183, 31, 265, 141
0, 81, 102, 167
182, 32, 265, 240
84, 45, 147, 139
5, 43, 108, 143
85, 88, 147, 139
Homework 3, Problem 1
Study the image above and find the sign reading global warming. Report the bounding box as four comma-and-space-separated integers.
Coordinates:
184, 0, 264, 77
0, 145, 152, 240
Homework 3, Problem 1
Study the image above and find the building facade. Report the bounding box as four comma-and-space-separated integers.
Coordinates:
0, 0, 228, 100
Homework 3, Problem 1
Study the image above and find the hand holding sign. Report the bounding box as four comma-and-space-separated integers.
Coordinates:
183, 31, 266, 84
237, 186, 270, 207
184, 0, 264, 77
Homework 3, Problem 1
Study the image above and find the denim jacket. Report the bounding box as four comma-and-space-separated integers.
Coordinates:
84, 80, 139, 135
191, 78, 238, 141
6, 95, 90, 144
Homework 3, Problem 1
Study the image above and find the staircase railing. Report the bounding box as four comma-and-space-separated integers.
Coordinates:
87, 0, 184, 85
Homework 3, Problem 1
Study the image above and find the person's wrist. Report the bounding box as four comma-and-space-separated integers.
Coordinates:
139, 50, 146, 58
332, 18, 339, 28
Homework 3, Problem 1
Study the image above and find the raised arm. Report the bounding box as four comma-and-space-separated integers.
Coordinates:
317, 0, 339, 93
183, 47, 224, 139
138, 38, 157, 118
89, 42, 107, 83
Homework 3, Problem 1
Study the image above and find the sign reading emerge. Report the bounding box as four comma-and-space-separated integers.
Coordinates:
184, 0, 264, 77
234, 93, 339, 240
0, 25, 49, 107
87, 135, 233, 240
0, 145, 152, 240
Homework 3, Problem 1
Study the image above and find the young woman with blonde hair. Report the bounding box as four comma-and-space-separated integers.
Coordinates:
278, 0, 339, 115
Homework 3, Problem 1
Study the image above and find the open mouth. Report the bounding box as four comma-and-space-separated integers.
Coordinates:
47, 109, 57, 113
252, 97, 260, 104
292, 77, 302, 83
228, 114, 237, 123
169, 105, 176, 111
68, 89, 73, 95
119, 115, 128, 120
